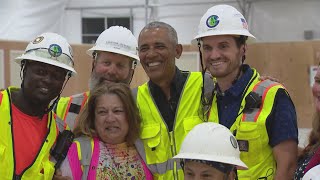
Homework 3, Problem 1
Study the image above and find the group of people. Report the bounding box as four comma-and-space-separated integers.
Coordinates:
0, 3, 320, 180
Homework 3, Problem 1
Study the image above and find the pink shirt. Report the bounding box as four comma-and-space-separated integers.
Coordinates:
63, 137, 153, 180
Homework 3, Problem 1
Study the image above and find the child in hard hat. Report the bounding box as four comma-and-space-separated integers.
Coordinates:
173, 122, 247, 180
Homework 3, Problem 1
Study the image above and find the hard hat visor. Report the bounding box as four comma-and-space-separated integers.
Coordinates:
15, 48, 76, 76
192, 29, 255, 45
87, 45, 139, 62
86, 26, 140, 63
174, 152, 247, 170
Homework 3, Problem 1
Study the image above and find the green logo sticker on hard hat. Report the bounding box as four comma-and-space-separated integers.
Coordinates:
32, 36, 44, 44
206, 15, 220, 28
48, 44, 62, 57
230, 136, 238, 149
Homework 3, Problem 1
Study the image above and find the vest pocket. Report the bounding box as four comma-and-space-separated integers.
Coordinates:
22, 161, 55, 180
140, 123, 165, 165
236, 122, 263, 168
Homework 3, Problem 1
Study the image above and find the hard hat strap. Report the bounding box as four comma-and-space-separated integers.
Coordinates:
197, 39, 209, 121
44, 73, 71, 114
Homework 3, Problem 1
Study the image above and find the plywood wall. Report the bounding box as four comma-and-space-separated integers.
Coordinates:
0, 41, 149, 94
0, 40, 318, 128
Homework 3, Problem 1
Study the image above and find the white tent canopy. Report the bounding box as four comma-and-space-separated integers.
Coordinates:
0, 0, 319, 44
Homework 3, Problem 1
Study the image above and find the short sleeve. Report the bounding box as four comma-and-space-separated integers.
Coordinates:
267, 89, 298, 147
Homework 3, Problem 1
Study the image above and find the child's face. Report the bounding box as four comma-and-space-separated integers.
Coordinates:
184, 161, 235, 180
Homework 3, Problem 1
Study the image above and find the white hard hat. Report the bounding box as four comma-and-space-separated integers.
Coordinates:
15, 32, 76, 76
173, 122, 247, 169
302, 165, 320, 180
193, 4, 255, 43
87, 26, 139, 62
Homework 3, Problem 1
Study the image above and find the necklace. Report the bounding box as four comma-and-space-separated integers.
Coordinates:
106, 143, 130, 179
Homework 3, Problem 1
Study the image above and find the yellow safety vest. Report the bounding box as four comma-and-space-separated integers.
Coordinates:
136, 72, 205, 180
0, 87, 65, 180
209, 70, 286, 180
54, 91, 90, 130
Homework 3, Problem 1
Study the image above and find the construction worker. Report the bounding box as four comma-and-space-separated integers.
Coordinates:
0, 32, 76, 179
134, 21, 214, 179
173, 122, 247, 180
195, 4, 298, 179
54, 26, 139, 130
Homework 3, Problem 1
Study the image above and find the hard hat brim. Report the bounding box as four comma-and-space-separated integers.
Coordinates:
173, 152, 248, 170
15, 54, 77, 76
302, 165, 320, 180
87, 46, 140, 62
191, 29, 256, 45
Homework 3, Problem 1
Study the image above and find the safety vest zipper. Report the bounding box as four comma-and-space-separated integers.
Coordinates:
12, 174, 21, 180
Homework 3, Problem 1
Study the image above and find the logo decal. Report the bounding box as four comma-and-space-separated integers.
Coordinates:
206, 15, 220, 28
32, 36, 44, 44
48, 44, 62, 57
241, 18, 248, 30
230, 136, 238, 149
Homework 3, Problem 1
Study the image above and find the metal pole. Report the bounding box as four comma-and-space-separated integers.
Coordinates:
145, 0, 149, 25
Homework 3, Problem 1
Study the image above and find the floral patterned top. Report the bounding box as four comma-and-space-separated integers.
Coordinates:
294, 153, 312, 180
96, 141, 146, 180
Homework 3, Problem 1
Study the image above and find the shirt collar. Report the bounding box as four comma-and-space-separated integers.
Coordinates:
220, 64, 253, 97
148, 66, 185, 94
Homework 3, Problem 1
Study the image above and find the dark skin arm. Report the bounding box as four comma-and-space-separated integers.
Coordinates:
273, 139, 298, 180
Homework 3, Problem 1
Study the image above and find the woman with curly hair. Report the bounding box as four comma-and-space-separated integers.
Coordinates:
295, 68, 320, 179
56, 82, 153, 180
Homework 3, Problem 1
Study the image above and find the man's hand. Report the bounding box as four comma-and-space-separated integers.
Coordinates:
53, 169, 71, 180
259, 75, 280, 83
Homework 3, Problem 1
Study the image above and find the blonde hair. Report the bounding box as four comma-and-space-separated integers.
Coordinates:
300, 111, 320, 158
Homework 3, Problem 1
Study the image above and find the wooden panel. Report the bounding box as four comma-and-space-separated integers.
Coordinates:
247, 42, 314, 128
1, 40, 318, 128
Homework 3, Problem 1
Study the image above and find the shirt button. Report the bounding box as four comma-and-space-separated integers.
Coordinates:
224, 106, 227, 109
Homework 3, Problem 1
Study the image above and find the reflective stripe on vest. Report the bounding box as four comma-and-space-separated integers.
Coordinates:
56, 92, 89, 130
54, 113, 68, 132
208, 70, 285, 179
74, 136, 94, 180
0, 86, 59, 180
0, 91, 3, 106
136, 72, 204, 180
232, 79, 282, 179
135, 139, 175, 175
241, 80, 284, 122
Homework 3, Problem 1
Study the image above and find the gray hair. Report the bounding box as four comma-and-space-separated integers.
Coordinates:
140, 21, 178, 45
